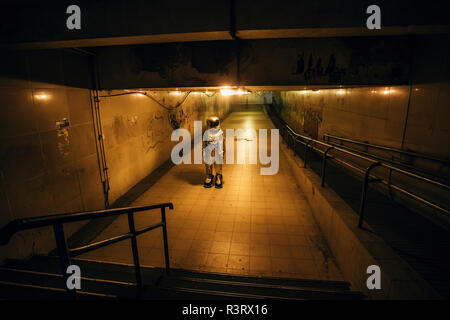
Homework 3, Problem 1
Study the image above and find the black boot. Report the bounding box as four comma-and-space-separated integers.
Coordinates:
215, 173, 223, 189
203, 174, 214, 188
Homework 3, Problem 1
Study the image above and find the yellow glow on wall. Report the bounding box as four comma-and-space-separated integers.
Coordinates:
220, 88, 235, 96
219, 87, 250, 96
34, 93, 49, 100
237, 89, 250, 95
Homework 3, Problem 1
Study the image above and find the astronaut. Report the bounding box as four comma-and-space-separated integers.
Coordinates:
203, 116, 224, 188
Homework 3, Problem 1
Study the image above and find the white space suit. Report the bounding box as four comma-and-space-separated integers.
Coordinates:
203, 116, 223, 188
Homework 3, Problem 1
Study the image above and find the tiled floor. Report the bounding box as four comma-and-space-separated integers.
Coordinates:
79, 111, 343, 281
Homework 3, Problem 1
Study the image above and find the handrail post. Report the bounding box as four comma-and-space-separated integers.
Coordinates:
304, 140, 312, 168
161, 207, 171, 274
321, 146, 334, 187
292, 135, 296, 152
358, 162, 382, 228
127, 211, 143, 293
53, 223, 76, 299
293, 136, 297, 156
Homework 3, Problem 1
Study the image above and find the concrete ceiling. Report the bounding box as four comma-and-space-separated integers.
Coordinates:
1, 0, 449, 50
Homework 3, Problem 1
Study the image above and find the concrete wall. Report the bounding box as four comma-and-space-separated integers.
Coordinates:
281, 142, 440, 299
0, 79, 103, 261
94, 36, 413, 89
97, 89, 232, 206
274, 84, 450, 158
0, 85, 233, 262
231, 92, 272, 105
0, 49, 102, 262
273, 36, 450, 159
0, 45, 234, 262
274, 86, 410, 146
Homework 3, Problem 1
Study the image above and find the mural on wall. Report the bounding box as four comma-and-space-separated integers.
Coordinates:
98, 37, 412, 90
240, 38, 411, 87
293, 52, 343, 84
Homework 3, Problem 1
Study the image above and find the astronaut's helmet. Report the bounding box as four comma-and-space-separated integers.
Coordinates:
206, 116, 220, 128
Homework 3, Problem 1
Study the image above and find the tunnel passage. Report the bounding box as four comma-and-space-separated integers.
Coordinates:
0, 6, 449, 298
1, 79, 449, 300
80, 106, 343, 281
64, 86, 449, 299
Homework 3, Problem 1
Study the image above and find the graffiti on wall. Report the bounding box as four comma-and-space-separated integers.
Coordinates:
273, 92, 323, 139
293, 52, 344, 84
145, 111, 166, 152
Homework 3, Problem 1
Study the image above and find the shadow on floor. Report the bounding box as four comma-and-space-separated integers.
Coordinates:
174, 171, 204, 186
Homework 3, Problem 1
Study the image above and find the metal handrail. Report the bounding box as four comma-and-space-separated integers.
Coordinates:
267, 107, 450, 228
324, 139, 449, 182
0, 202, 174, 298
324, 133, 450, 166
323, 134, 450, 185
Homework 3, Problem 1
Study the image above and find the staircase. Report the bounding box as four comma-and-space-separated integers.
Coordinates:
0, 255, 364, 300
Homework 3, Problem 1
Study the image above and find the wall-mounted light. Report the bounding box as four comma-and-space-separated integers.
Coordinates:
219, 86, 250, 96
170, 90, 182, 96
236, 89, 250, 95
220, 88, 235, 96
34, 93, 49, 100
337, 90, 345, 95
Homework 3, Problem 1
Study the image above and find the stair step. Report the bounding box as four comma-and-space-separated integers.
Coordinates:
3, 256, 163, 285
148, 286, 305, 300
166, 268, 352, 291
0, 267, 137, 298
174, 276, 352, 293
0, 280, 117, 300
7, 256, 352, 292
1, 256, 364, 300
159, 275, 364, 300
